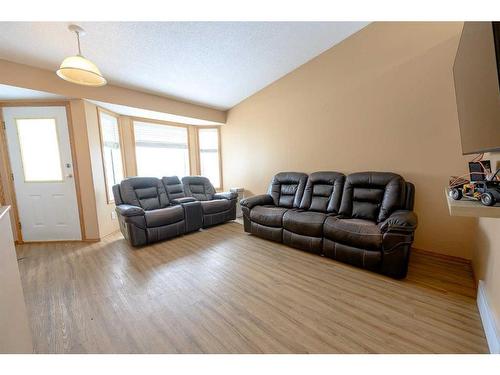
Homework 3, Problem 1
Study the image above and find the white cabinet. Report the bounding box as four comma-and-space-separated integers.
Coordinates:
0, 206, 33, 353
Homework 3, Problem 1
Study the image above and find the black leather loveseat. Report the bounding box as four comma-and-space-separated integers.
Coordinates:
113, 176, 237, 246
240, 171, 417, 278
181, 176, 238, 227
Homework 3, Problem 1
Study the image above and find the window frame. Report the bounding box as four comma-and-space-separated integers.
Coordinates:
196, 126, 223, 190
131, 117, 192, 179
97, 107, 125, 204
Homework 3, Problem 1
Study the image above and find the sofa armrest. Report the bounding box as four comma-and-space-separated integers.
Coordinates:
172, 197, 197, 204
379, 210, 418, 233
116, 204, 145, 217
214, 192, 238, 200
240, 194, 273, 209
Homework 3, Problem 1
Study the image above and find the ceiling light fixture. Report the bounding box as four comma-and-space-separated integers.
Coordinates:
56, 24, 107, 87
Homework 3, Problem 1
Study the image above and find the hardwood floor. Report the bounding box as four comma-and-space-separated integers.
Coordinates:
16, 222, 488, 353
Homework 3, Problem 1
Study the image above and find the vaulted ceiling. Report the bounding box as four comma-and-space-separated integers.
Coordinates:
0, 22, 368, 110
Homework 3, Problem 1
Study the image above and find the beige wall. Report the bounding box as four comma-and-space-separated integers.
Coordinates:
68, 100, 100, 240
222, 22, 477, 259
473, 152, 500, 333
83, 101, 120, 238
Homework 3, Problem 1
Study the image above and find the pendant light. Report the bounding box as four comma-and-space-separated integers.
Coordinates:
56, 24, 107, 87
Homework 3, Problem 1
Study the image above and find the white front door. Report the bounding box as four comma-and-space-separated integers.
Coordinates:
3, 106, 81, 241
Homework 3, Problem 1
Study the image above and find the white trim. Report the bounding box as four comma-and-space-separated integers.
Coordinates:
477, 280, 500, 354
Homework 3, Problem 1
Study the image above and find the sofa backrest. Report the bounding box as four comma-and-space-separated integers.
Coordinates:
339, 172, 406, 223
162, 176, 186, 200
112, 184, 124, 205
404, 182, 415, 211
182, 176, 216, 201
119, 177, 170, 210
299, 171, 345, 213
268, 172, 308, 208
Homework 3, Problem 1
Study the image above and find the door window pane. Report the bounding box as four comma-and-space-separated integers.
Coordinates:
198, 128, 221, 189
134, 121, 190, 178
16, 118, 63, 182
98, 111, 124, 202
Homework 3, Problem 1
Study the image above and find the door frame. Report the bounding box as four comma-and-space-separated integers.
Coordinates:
0, 101, 86, 243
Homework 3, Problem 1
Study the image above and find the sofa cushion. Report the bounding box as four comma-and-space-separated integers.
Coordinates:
201, 199, 232, 215
283, 229, 322, 254
269, 172, 308, 208
182, 176, 216, 201
282, 210, 327, 237
144, 205, 184, 227
162, 176, 186, 200
339, 172, 405, 223
146, 221, 185, 243
120, 177, 169, 210
323, 216, 382, 251
323, 239, 381, 271
299, 171, 345, 213
249, 222, 283, 242
250, 205, 288, 228
112, 184, 124, 205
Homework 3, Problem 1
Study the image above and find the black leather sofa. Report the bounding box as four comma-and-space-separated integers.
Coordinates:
112, 176, 237, 246
240, 171, 417, 278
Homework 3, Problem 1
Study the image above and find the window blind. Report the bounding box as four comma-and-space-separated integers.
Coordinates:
133, 121, 190, 178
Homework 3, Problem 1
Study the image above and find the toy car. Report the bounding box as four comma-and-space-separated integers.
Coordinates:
449, 168, 500, 206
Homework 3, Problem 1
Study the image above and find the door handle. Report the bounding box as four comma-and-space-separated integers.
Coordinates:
66, 174, 73, 178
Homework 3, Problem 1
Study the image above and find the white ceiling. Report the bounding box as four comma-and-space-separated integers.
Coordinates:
0, 22, 368, 110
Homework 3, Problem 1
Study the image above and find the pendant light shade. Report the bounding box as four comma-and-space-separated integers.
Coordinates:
57, 55, 106, 86
56, 25, 107, 87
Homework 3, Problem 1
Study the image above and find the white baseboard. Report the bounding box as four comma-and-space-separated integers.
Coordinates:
477, 280, 500, 354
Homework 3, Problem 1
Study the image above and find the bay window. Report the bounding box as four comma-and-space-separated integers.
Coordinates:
133, 120, 190, 178
198, 127, 221, 189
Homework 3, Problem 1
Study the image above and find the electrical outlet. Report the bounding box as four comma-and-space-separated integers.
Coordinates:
111, 211, 117, 220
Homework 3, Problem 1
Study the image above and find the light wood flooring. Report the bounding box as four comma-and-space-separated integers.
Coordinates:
16, 222, 488, 353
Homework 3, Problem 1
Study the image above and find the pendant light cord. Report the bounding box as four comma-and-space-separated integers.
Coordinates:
75, 31, 82, 56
